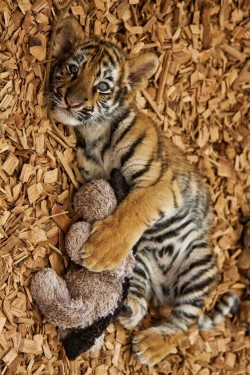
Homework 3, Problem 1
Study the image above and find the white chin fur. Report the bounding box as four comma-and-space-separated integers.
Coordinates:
51, 107, 81, 127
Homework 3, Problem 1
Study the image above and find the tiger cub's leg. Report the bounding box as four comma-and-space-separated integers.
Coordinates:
133, 244, 217, 365
119, 251, 152, 329
132, 301, 203, 366
133, 292, 240, 366
118, 293, 148, 330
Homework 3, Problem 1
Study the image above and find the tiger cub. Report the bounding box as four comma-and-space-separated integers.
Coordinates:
49, 17, 239, 365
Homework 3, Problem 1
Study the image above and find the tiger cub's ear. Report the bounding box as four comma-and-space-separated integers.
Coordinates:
127, 53, 158, 90
52, 17, 84, 59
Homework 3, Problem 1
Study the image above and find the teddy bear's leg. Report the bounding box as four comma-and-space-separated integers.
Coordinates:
30, 268, 89, 329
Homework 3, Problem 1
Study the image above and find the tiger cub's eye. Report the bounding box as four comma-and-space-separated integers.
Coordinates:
67, 64, 79, 75
97, 82, 110, 93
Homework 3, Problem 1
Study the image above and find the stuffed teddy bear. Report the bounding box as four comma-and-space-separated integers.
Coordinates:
30, 169, 134, 360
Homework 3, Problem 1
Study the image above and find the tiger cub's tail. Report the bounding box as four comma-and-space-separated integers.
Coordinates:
198, 292, 240, 330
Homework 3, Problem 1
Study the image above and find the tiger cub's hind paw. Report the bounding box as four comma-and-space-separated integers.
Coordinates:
118, 293, 147, 330
132, 328, 172, 366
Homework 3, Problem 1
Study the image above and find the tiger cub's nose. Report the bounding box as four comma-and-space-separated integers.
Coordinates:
65, 96, 83, 109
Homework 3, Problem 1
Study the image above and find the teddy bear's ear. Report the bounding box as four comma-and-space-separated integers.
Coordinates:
52, 16, 85, 59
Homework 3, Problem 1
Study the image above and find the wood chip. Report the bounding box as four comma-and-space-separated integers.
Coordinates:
27, 183, 43, 204
43, 168, 58, 184
29, 33, 47, 61
2, 153, 19, 175
0, 0, 249, 373
19, 338, 42, 354
56, 150, 79, 189
51, 204, 73, 233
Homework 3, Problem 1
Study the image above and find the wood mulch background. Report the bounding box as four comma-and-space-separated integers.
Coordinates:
0, 0, 250, 374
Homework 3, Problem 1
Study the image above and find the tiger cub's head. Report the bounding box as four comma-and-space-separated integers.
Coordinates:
49, 17, 158, 127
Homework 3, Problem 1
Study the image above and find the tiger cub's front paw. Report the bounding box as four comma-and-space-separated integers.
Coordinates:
118, 293, 147, 330
81, 217, 133, 271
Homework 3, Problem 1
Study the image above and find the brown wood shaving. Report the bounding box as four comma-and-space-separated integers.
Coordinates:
0, 0, 249, 374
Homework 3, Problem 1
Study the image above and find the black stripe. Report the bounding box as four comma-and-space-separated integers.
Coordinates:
190, 242, 209, 251
96, 68, 101, 78
171, 188, 178, 209
151, 228, 178, 241
179, 254, 214, 278
152, 122, 164, 159
100, 108, 131, 159
117, 86, 128, 108
173, 309, 197, 320
161, 285, 170, 296
113, 113, 135, 147
135, 257, 151, 279
109, 44, 122, 61
98, 100, 110, 110
179, 228, 195, 242
162, 251, 178, 275
179, 267, 212, 294
76, 138, 86, 148
218, 298, 229, 309
145, 211, 188, 234
102, 61, 108, 68
120, 134, 145, 167
103, 49, 116, 66
82, 44, 99, 51
133, 267, 148, 280
175, 298, 204, 308
184, 240, 209, 261
144, 162, 165, 188
113, 76, 123, 104
161, 265, 172, 276
202, 192, 211, 216
130, 288, 145, 299
170, 250, 179, 265
100, 143, 109, 160
78, 147, 98, 164
75, 127, 86, 148
158, 244, 174, 257
194, 191, 200, 212
113, 85, 126, 108
105, 76, 114, 82
177, 219, 194, 233
174, 285, 179, 298
180, 174, 191, 194
181, 276, 214, 295
130, 157, 153, 182
132, 242, 140, 254
213, 303, 224, 314
152, 219, 193, 242
111, 108, 131, 135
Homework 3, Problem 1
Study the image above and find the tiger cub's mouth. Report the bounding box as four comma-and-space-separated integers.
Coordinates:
50, 103, 102, 127
50, 105, 84, 126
